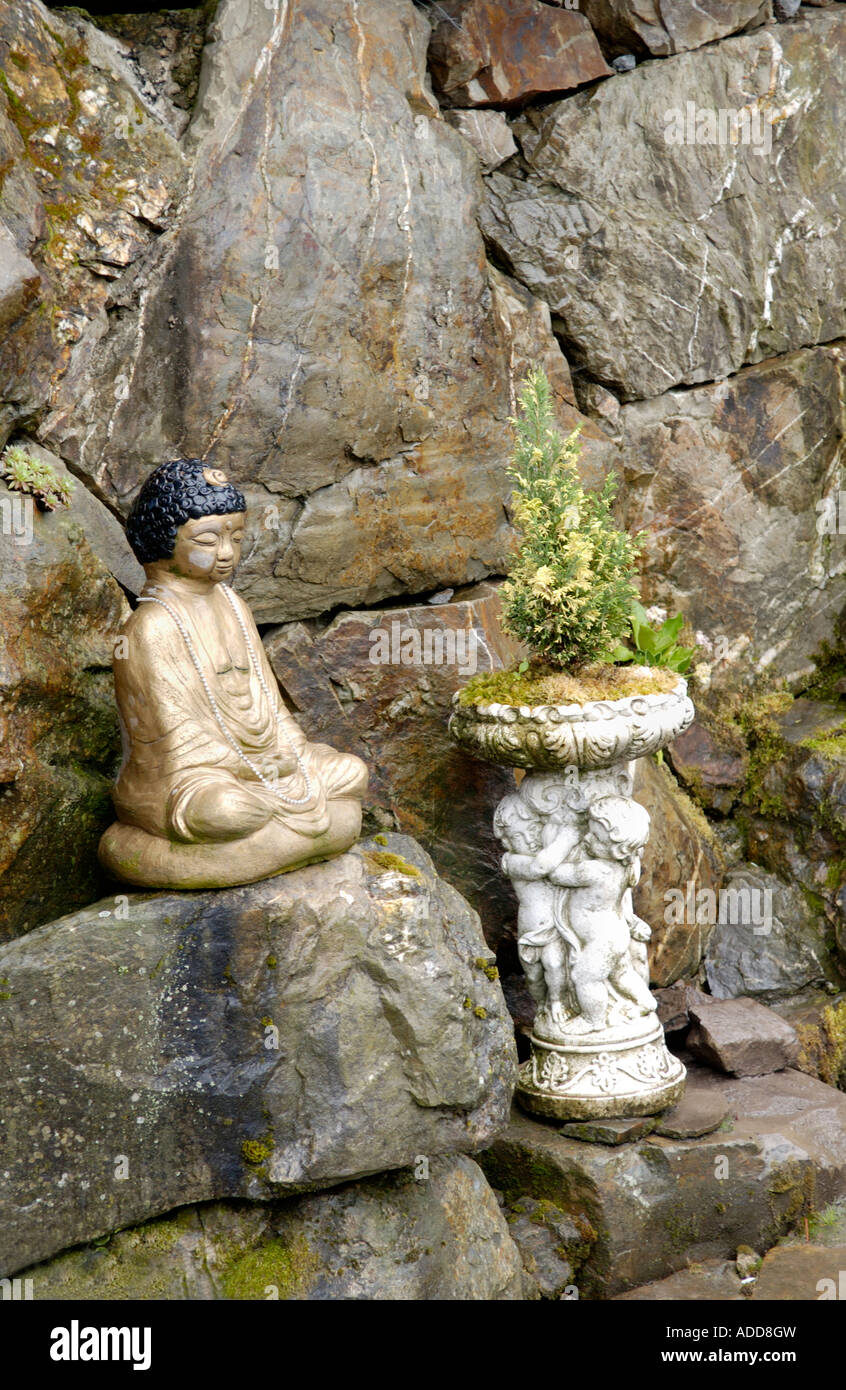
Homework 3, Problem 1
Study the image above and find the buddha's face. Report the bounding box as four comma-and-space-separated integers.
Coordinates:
168, 512, 246, 584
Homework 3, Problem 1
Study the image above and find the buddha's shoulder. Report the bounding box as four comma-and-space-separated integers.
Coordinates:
123, 597, 182, 646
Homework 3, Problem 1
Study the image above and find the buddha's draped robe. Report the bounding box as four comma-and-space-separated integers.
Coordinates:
113, 579, 363, 843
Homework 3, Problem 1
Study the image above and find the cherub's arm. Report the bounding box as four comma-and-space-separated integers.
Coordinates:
547, 860, 599, 888
503, 851, 544, 880
528, 823, 581, 877
623, 887, 651, 941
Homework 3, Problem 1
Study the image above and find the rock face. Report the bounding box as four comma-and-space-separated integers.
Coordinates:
481, 10, 846, 400
427, 0, 613, 108
580, 0, 771, 57
737, 698, 846, 970
0, 223, 39, 332
687, 996, 801, 1075
482, 1065, 846, 1296
41, 0, 608, 626
0, 0, 187, 435
505, 1194, 590, 1299
0, 833, 517, 1276
443, 109, 517, 173
0, 473, 128, 940
774, 992, 846, 1090
19, 1157, 526, 1301
619, 348, 846, 688
704, 866, 835, 1001
756, 698, 846, 836
669, 720, 748, 814
265, 582, 523, 950
632, 757, 724, 987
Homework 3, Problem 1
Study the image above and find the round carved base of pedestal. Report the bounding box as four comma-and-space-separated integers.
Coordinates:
516, 1020, 686, 1121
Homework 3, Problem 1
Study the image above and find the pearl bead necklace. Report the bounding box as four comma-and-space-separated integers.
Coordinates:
138, 582, 313, 807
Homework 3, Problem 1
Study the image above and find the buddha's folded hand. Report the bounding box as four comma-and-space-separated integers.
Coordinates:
241, 747, 300, 781
183, 780, 276, 841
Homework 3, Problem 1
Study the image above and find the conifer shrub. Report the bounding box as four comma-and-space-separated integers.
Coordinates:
499, 367, 640, 668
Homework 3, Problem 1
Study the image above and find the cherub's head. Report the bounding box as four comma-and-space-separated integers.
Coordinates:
494, 793, 542, 854
127, 459, 246, 584
584, 796, 650, 863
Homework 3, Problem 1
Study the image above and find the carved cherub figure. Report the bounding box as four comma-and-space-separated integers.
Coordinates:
546, 796, 657, 1034
494, 793, 569, 1032
494, 774, 583, 1035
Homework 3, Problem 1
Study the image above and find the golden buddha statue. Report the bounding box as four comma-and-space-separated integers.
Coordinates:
99, 459, 368, 889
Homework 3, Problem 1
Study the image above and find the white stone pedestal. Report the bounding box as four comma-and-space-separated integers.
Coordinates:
519, 1011, 685, 1121
449, 677, 694, 1122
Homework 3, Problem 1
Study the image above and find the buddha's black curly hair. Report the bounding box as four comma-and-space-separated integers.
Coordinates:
126, 459, 246, 564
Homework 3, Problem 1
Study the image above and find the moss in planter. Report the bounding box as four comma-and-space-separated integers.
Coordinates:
457, 660, 679, 708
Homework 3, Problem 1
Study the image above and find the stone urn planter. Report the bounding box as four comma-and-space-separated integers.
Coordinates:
449, 674, 694, 1121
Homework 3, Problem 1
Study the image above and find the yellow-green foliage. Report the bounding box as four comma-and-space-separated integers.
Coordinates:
500, 368, 640, 667
796, 1000, 846, 1088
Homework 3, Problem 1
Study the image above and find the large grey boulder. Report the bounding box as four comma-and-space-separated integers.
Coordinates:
0, 222, 40, 332
481, 9, 846, 400
704, 867, 835, 1002
0, 834, 518, 1276
18, 1156, 525, 1301
8, 440, 144, 595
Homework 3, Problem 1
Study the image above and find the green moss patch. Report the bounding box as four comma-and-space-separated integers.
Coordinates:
221, 1235, 320, 1301
458, 659, 678, 709
364, 850, 422, 879
241, 1135, 273, 1167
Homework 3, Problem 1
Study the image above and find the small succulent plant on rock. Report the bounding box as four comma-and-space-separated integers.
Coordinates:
1, 444, 74, 511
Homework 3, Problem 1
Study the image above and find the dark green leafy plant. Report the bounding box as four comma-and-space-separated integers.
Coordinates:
613, 601, 696, 673
0, 444, 74, 511
500, 368, 641, 667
